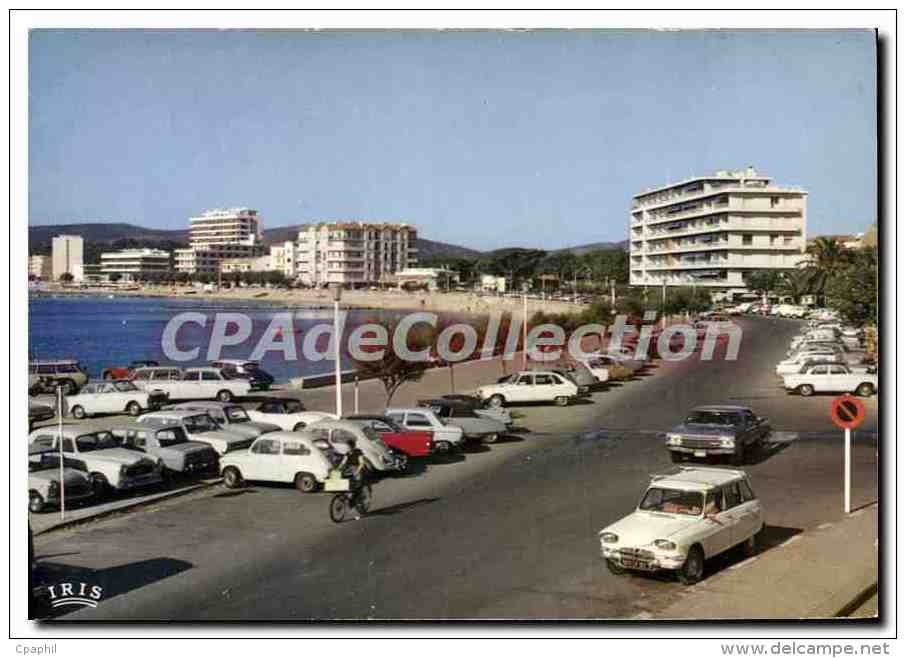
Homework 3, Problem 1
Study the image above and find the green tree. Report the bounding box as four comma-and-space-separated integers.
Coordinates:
824, 247, 878, 325
777, 269, 816, 303
743, 270, 782, 296
58, 272, 74, 283
108, 272, 122, 283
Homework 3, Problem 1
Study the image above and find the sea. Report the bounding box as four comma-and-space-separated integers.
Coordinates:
27, 294, 421, 383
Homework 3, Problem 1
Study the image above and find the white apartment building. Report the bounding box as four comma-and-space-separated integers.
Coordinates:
100, 248, 172, 281
220, 255, 270, 274
175, 208, 265, 275
284, 222, 418, 287
29, 255, 52, 280
629, 167, 807, 290
51, 235, 84, 280
269, 241, 297, 278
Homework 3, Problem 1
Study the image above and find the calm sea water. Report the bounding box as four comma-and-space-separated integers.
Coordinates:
28, 295, 417, 383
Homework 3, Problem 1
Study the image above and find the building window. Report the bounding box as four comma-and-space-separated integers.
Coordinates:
770, 196, 780, 208
769, 234, 778, 245
742, 235, 753, 246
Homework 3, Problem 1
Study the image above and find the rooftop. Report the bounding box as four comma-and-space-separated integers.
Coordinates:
651, 466, 747, 490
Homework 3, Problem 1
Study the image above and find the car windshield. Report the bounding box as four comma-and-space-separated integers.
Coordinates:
183, 414, 220, 434
684, 411, 741, 426
76, 431, 120, 452
113, 381, 139, 392
284, 400, 305, 414
225, 406, 251, 423
639, 487, 704, 516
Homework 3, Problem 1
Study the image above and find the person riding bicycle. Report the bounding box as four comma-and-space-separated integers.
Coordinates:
338, 438, 368, 519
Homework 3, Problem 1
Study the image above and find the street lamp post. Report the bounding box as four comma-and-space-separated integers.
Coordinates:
331, 283, 343, 418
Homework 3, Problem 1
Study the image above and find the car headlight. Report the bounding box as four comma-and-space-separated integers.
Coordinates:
720, 436, 735, 448
654, 539, 676, 551
48, 480, 60, 497
600, 532, 619, 544
120, 465, 128, 477
666, 434, 682, 446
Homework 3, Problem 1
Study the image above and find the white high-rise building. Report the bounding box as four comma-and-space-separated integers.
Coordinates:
101, 248, 172, 281
175, 207, 264, 275
51, 235, 84, 280
274, 222, 418, 287
629, 167, 807, 290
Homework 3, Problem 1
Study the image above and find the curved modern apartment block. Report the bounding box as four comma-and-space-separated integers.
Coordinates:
629, 167, 807, 291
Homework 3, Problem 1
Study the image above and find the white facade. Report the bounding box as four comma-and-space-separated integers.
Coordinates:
220, 255, 270, 273
291, 222, 418, 287
100, 248, 172, 281
176, 207, 265, 275
269, 241, 297, 278
51, 235, 84, 280
629, 167, 807, 289
29, 255, 52, 280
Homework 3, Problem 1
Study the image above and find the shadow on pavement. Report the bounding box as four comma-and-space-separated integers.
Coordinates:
368, 497, 441, 517
211, 488, 260, 498
32, 556, 194, 620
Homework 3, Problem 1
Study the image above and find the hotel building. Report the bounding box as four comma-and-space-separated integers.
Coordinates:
629, 167, 807, 290
51, 235, 84, 280
100, 248, 172, 281
175, 208, 265, 275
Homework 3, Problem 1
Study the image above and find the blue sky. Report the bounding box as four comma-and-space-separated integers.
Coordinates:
29, 29, 876, 250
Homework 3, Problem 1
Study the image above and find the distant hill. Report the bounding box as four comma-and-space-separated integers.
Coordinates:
555, 240, 629, 255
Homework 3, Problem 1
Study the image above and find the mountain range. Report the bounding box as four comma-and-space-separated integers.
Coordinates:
27, 222, 628, 259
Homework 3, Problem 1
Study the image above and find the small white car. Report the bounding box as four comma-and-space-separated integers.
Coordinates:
246, 398, 336, 432
775, 352, 846, 376
28, 425, 164, 497
168, 401, 281, 439
137, 410, 254, 455
132, 367, 251, 402
783, 363, 877, 397
385, 407, 465, 454
219, 431, 333, 493
574, 356, 611, 384
67, 380, 168, 419
598, 467, 764, 584
307, 419, 402, 473
28, 445, 94, 513
475, 370, 579, 407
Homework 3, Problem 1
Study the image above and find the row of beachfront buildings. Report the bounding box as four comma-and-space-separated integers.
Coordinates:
31, 210, 424, 289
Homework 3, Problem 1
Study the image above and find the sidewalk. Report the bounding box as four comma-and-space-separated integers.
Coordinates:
655, 504, 878, 619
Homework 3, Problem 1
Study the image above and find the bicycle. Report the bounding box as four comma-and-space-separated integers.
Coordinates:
329, 482, 372, 523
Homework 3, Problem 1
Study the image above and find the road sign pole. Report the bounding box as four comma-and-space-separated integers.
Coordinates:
844, 427, 852, 514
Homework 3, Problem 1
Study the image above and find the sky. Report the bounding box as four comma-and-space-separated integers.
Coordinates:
28, 29, 877, 250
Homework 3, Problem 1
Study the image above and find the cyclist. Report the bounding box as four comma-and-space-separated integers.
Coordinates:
337, 438, 368, 519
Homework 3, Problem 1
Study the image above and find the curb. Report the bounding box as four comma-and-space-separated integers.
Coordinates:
833, 581, 879, 618
34, 477, 222, 537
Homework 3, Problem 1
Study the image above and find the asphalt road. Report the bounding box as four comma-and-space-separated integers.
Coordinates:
33, 316, 880, 620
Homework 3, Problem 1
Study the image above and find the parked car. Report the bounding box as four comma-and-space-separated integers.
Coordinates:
28, 445, 94, 513
28, 359, 89, 395
598, 466, 764, 584
66, 380, 168, 419
110, 420, 219, 475
137, 410, 254, 455
664, 405, 771, 465
776, 354, 873, 377
597, 347, 645, 373
168, 401, 280, 439
417, 399, 508, 443
246, 398, 336, 432
219, 431, 333, 493
788, 342, 865, 365
437, 394, 514, 427
345, 415, 434, 458
28, 425, 164, 497
385, 407, 465, 454
131, 367, 251, 402
307, 419, 404, 473
573, 356, 611, 385
545, 364, 595, 393
475, 370, 580, 408
783, 363, 877, 397
101, 359, 160, 381
28, 398, 56, 430
209, 360, 275, 392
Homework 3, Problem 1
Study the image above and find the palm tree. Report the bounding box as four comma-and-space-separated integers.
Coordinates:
805, 237, 854, 297
777, 269, 816, 303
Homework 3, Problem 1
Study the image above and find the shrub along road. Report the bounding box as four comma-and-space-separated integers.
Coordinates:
35, 316, 878, 620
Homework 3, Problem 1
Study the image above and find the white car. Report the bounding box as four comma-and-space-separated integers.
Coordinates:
385, 407, 465, 454
775, 352, 846, 376
788, 342, 865, 366
168, 401, 281, 439
28, 425, 164, 497
29, 445, 94, 513
137, 410, 254, 455
574, 356, 611, 384
783, 363, 877, 397
67, 380, 168, 419
306, 419, 402, 473
219, 431, 333, 493
245, 398, 336, 432
132, 367, 251, 402
475, 370, 580, 407
598, 467, 764, 585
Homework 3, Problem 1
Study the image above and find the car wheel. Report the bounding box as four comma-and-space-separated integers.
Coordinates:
677, 546, 705, 585
670, 451, 684, 463
488, 394, 506, 408
856, 383, 875, 397
61, 379, 78, 395
222, 466, 243, 489
71, 405, 86, 420
216, 389, 233, 403
292, 422, 307, 432
797, 384, 814, 397
554, 396, 570, 407
394, 452, 409, 472
126, 401, 142, 416
294, 472, 317, 493
483, 433, 499, 445
29, 492, 45, 514
740, 527, 762, 558
90, 474, 110, 499
605, 559, 626, 576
